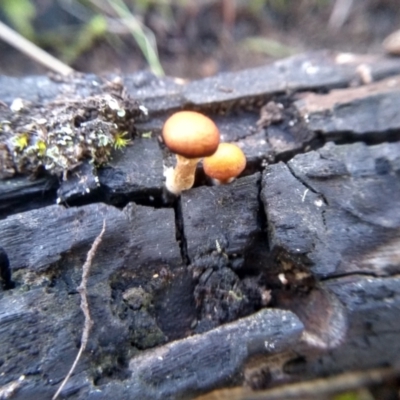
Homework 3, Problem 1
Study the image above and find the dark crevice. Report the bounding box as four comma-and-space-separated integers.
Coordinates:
188, 94, 275, 116
59, 183, 167, 210
325, 129, 400, 146
100, 186, 166, 209
272, 147, 309, 164
320, 270, 397, 282
256, 177, 268, 235
321, 208, 328, 231
306, 130, 328, 152
192, 160, 262, 190
236, 176, 272, 277
173, 196, 190, 266
0, 175, 59, 220
0, 247, 14, 290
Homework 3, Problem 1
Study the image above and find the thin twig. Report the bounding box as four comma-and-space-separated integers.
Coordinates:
195, 366, 400, 400
106, 0, 165, 77
0, 21, 74, 76
328, 0, 354, 32
52, 220, 106, 400
0, 375, 25, 399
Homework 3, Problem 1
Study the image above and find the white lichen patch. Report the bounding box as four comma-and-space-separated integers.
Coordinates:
0, 88, 146, 179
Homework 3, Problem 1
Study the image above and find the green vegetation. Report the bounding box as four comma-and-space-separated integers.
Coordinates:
107, 0, 164, 76
1, 0, 36, 39
0, 0, 165, 76
0, 0, 334, 75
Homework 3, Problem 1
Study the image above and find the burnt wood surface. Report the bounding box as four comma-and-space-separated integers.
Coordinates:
1, 51, 400, 399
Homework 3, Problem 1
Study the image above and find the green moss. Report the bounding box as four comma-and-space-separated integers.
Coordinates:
14, 133, 29, 151
0, 89, 146, 179
36, 140, 47, 157
113, 131, 131, 150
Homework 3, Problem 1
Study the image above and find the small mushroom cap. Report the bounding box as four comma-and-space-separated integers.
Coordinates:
383, 29, 400, 56
162, 111, 220, 159
203, 143, 246, 181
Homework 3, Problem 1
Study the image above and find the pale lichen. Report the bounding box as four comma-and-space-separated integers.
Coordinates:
0, 82, 146, 180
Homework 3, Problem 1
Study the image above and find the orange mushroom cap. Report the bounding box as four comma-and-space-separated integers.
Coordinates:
203, 143, 246, 183
162, 111, 220, 159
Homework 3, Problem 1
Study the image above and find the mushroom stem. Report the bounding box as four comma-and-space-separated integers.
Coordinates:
165, 155, 201, 195
210, 177, 235, 185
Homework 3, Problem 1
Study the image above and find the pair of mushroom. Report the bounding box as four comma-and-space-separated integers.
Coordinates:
162, 111, 246, 195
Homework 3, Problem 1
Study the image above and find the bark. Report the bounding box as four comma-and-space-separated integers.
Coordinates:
1, 51, 400, 399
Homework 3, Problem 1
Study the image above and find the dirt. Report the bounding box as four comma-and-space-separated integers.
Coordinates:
1, 0, 400, 79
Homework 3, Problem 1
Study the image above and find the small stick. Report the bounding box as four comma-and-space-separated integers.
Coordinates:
195, 366, 400, 400
52, 220, 106, 400
328, 0, 354, 31
0, 375, 25, 399
0, 21, 74, 76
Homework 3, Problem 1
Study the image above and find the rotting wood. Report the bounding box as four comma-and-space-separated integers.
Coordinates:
258, 140, 400, 391
183, 51, 400, 106
0, 51, 400, 399
295, 75, 400, 141
2, 51, 400, 114
0, 203, 185, 399
182, 173, 261, 261
3, 51, 400, 214
262, 141, 400, 278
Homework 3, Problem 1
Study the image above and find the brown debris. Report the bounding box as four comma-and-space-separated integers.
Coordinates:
256, 101, 284, 129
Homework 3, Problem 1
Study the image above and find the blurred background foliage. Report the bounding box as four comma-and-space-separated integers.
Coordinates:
0, 0, 399, 78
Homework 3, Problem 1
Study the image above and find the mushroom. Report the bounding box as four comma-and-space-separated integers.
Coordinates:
203, 142, 246, 184
162, 111, 220, 195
